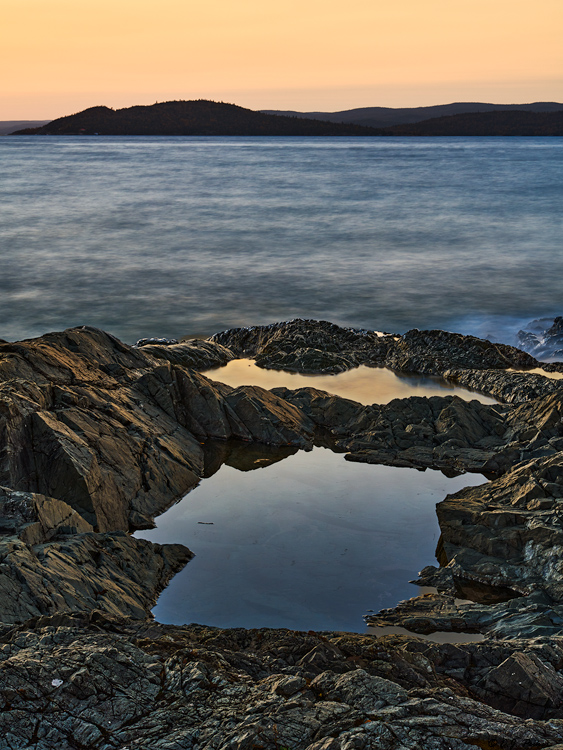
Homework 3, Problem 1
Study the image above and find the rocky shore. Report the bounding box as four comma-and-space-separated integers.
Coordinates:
2, 319, 563, 748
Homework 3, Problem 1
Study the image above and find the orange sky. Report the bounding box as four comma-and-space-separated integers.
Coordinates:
1, 0, 561, 119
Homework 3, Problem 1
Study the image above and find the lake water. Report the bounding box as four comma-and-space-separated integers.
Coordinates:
1, 136, 562, 345
136, 447, 484, 632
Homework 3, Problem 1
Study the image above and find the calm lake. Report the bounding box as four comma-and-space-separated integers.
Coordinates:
1, 136, 562, 344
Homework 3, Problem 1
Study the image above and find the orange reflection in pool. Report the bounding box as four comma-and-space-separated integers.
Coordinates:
203, 360, 497, 405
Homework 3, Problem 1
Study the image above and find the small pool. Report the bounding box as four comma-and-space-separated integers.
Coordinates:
508, 367, 563, 380
137, 446, 485, 632
203, 360, 498, 405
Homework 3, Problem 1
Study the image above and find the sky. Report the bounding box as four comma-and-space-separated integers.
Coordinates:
1, 0, 562, 119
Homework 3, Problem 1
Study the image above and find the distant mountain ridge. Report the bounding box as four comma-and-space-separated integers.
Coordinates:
0, 120, 49, 136
385, 110, 563, 136
11, 101, 382, 137
261, 101, 563, 129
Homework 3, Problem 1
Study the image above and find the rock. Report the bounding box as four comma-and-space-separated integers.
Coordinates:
385, 328, 538, 375
4, 318, 563, 743
433, 454, 563, 600
135, 336, 180, 347
443, 367, 563, 404
1, 614, 563, 748
210, 319, 394, 372
0, 327, 316, 534
483, 651, 563, 718
0, 486, 192, 623
140, 338, 235, 369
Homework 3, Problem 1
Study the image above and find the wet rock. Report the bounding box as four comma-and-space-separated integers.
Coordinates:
0, 327, 315, 534
434, 454, 563, 600
444, 367, 563, 404
4, 319, 563, 742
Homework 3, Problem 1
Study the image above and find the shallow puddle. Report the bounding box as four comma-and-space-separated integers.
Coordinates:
202, 360, 497, 405
137, 447, 485, 632
365, 625, 485, 643
508, 367, 563, 380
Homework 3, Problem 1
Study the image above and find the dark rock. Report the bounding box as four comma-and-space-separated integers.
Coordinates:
210, 319, 393, 372
483, 651, 563, 718
1, 615, 563, 748
135, 336, 180, 346
385, 328, 538, 375
140, 338, 235, 369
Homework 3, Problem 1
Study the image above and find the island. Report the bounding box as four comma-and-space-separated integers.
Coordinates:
11, 100, 383, 137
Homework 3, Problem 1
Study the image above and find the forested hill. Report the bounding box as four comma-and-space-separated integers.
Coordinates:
12, 100, 383, 136
262, 101, 563, 129
385, 110, 563, 136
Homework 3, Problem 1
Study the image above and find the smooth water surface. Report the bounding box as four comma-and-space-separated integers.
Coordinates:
203, 360, 498, 404
1, 136, 562, 344
137, 447, 484, 632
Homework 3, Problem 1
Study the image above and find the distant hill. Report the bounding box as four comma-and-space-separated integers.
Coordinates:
262, 102, 563, 129
384, 110, 563, 136
11, 100, 383, 136
0, 120, 49, 136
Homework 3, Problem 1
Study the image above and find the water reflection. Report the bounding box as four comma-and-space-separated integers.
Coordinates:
365, 625, 485, 644
508, 367, 563, 380
203, 360, 498, 405
137, 446, 484, 632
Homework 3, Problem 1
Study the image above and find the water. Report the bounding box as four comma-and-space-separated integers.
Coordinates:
203, 359, 498, 404
1, 136, 562, 345
136, 447, 485, 632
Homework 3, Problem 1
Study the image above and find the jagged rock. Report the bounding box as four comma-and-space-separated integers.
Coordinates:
0, 485, 92, 544
0, 487, 191, 623
434, 453, 563, 600
210, 319, 394, 372
0, 328, 316, 534
139, 338, 235, 369
444, 367, 563, 404
483, 651, 563, 718
275, 388, 509, 473
1, 614, 563, 748
384, 328, 538, 374
135, 336, 180, 346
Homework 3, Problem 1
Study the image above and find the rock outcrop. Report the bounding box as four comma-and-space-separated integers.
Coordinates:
1, 318, 563, 747
0, 327, 315, 534
0, 486, 191, 623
